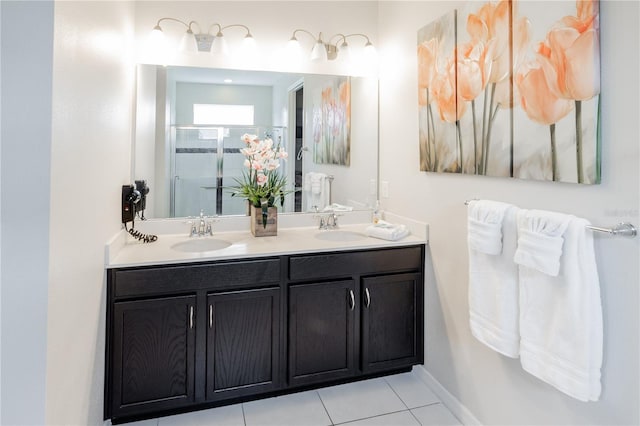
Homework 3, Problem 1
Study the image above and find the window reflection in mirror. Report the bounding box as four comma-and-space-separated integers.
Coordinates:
134, 64, 378, 219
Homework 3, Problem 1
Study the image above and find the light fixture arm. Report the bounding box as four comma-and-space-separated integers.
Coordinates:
290, 29, 322, 43
221, 24, 254, 37
153, 17, 191, 31
207, 23, 223, 36
343, 33, 373, 45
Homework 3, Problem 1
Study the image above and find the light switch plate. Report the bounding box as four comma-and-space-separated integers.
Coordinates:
369, 179, 377, 195
381, 181, 389, 198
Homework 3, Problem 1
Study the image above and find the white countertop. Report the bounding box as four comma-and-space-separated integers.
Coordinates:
106, 212, 428, 268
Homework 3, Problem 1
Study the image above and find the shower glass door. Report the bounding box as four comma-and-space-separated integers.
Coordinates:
170, 126, 285, 217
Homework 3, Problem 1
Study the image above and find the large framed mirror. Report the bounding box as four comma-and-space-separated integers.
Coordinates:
134, 64, 379, 219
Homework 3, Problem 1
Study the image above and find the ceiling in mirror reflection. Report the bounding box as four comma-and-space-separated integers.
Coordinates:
134, 65, 379, 220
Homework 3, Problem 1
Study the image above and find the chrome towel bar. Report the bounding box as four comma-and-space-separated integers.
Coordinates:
464, 199, 637, 238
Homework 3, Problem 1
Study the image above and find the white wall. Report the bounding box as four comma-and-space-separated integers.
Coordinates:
378, 1, 640, 425
0, 2, 54, 424
45, 2, 135, 424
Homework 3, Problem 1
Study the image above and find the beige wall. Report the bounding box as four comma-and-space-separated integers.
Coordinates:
46, 2, 135, 424
378, 1, 639, 424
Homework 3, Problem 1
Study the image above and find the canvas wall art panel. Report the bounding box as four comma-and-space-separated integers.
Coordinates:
417, 0, 600, 184
312, 76, 351, 166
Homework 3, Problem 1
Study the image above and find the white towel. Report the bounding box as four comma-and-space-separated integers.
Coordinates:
514, 210, 571, 277
303, 172, 328, 211
365, 221, 410, 241
467, 200, 520, 358
468, 200, 511, 255
303, 173, 312, 192
323, 203, 353, 212
515, 211, 603, 402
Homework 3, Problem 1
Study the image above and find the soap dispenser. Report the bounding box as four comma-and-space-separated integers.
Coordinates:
372, 200, 382, 224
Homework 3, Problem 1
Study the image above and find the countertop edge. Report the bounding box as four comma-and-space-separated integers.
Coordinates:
105, 213, 429, 269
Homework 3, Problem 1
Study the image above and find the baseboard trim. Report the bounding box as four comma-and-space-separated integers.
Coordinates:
413, 365, 482, 426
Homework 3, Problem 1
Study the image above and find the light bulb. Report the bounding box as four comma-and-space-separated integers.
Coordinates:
310, 39, 328, 62
287, 36, 302, 59
363, 42, 377, 65
179, 29, 198, 53
149, 25, 165, 50
339, 40, 352, 63
241, 34, 258, 57
211, 31, 229, 56
148, 25, 169, 64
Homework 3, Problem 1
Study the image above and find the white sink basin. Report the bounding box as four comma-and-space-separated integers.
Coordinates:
171, 238, 233, 253
314, 230, 368, 242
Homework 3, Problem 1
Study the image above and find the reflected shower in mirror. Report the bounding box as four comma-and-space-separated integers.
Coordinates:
134, 64, 379, 219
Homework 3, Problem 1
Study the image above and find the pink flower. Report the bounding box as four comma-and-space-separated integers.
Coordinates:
537, 0, 600, 101
457, 41, 491, 101
256, 173, 268, 186
516, 60, 574, 125
431, 55, 467, 123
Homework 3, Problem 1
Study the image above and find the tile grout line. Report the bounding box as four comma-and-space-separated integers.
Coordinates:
316, 389, 336, 425
383, 376, 440, 426
384, 377, 424, 425
241, 402, 247, 426
333, 408, 415, 425
383, 377, 411, 411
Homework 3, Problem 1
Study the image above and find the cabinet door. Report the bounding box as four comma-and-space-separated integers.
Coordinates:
361, 273, 423, 373
112, 295, 196, 418
289, 280, 357, 387
206, 288, 280, 400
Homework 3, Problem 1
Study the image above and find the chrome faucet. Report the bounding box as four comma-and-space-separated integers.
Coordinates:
316, 211, 339, 230
189, 210, 215, 237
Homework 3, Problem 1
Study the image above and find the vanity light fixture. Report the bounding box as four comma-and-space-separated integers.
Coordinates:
287, 29, 377, 63
149, 18, 257, 57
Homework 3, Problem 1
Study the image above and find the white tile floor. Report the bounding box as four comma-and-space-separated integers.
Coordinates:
123, 371, 462, 426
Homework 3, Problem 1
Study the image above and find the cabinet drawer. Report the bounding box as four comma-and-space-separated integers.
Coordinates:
289, 246, 423, 282
111, 258, 281, 298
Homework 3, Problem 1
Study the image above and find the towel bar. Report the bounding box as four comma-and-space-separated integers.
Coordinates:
464, 200, 637, 238
586, 223, 637, 238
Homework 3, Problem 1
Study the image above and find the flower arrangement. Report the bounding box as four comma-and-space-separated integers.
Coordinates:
231, 133, 289, 226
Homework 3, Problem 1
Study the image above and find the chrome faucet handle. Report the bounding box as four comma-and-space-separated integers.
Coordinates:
204, 217, 219, 236
313, 214, 327, 230
327, 212, 340, 228
184, 221, 199, 237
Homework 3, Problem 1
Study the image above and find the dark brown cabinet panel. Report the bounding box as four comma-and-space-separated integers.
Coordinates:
111, 295, 196, 418
288, 280, 357, 387
206, 288, 281, 400
361, 273, 423, 373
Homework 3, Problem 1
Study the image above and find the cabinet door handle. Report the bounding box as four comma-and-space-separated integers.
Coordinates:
349, 289, 355, 310
189, 306, 194, 329
209, 305, 213, 329
365, 288, 371, 308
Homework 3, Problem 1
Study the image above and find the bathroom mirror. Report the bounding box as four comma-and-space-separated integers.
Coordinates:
134, 64, 379, 219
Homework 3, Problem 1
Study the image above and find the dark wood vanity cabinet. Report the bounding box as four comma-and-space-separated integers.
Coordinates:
105, 245, 424, 423
288, 280, 358, 386
287, 247, 424, 387
206, 288, 281, 400
111, 295, 197, 418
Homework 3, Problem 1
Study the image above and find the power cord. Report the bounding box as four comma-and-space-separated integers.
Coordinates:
124, 222, 158, 243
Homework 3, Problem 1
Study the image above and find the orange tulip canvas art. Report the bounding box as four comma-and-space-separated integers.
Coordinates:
418, 0, 600, 184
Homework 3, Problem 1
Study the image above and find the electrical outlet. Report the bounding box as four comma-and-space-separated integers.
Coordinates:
381, 181, 389, 198
369, 179, 377, 195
